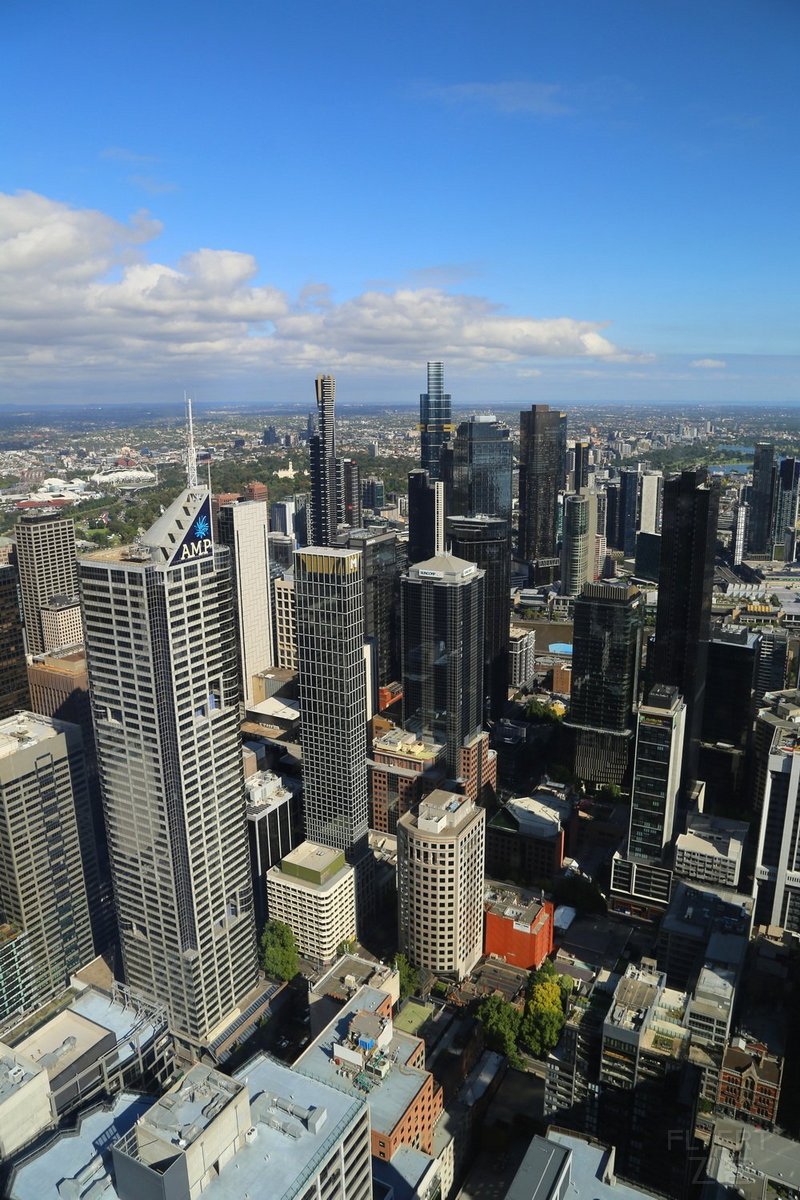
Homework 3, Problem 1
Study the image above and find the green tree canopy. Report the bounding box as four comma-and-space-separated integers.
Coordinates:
394, 953, 419, 1000
260, 920, 299, 981
476, 994, 523, 1067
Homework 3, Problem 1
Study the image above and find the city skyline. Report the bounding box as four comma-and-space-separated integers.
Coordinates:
1, 2, 799, 405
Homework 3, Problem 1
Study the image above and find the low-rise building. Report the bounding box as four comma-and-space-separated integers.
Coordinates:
266, 842, 357, 966
368, 726, 445, 834
717, 1039, 783, 1129
486, 789, 572, 885
0, 1044, 54, 1159
484, 885, 554, 970
674, 812, 747, 888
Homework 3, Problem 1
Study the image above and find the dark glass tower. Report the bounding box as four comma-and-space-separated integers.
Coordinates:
618, 469, 639, 558
748, 441, 775, 555
308, 374, 338, 546
770, 456, 800, 560
444, 415, 513, 522
567, 582, 643, 786
401, 552, 485, 777
337, 457, 362, 530
651, 468, 719, 783
447, 515, 510, 722
337, 528, 402, 691
419, 360, 452, 481
407, 468, 438, 565
518, 404, 564, 562
573, 441, 591, 492
0, 564, 29, 718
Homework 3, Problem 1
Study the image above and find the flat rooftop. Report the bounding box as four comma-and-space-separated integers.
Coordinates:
0, 1044, 41, 1104
15, 1009, 111, 1077
0, 712, 63, 758
138, 1066, 242, 1150
281, 841, 343, 874
548, 1129, 660, 1199
295, 986, 429, 1138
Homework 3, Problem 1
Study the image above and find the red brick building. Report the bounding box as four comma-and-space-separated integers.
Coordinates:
484, 887, 554, 970
717, 1041, 783, 1129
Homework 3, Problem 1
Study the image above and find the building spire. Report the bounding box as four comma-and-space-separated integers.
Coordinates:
185, 393, 198, 489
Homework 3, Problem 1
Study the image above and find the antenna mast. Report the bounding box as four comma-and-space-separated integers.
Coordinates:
185, 393, 198, 489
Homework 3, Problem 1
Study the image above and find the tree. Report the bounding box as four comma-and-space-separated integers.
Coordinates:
260, 920, 299, 981
518, 979, 566, 1058
394, 953, 419, 1000
476, 994, 523, 1066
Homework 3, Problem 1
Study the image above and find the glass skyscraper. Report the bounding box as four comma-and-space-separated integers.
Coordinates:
518, 404, 564, 563
419, 361, 452, 480
443, 414, 513, 522
447, 516, 510, 722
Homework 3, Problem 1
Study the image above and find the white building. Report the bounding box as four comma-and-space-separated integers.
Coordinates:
267, 842, 357, 965
273, 574, 297, 670
674, 813, 747, 888
509, 625, 535, 688
79, 486, 258, 1046
217, 500, 273, 707
39, 594, 83, 652
397, 788, 485, 980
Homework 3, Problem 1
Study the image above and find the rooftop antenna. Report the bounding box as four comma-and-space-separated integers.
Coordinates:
185, 392, 198, 489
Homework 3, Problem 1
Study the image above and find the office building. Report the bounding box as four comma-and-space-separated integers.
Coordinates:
269, 497, 295, 538
80, 483, 258, 1046
747, 441, 774, 555
407, 467, 445, 565
573, 440, 591, 492
598, 961, 697, 1199
362, 475, 385, 511
0, 713, 94, 1006
272, 574, 297, 670
752, 689, 800, 933
443, 413, 513, 522
266, 842, 357, 965
634, 530, 661, 582
508, 625, 536, 689
401, 553, 484, 778
674, 813, 747, 888
368, 726, 445, 833
217, 500, 274, 707
610, 686, 686, 915
702, 629, 757, 750
485, 788, 571, 884
567, 582, 643, 786
245, 770, 294, 931
308, 374, 338, 546
651, 468, 719, 783
337, 456, 362, 530
753, 629, 787, 710
0, 566, 29, 719
419, 360, 452, 480
39, 594, 83, 652
295, 547, 372, 913
618, 469, 639, 557
560, 493, 595, 598
483, 886, 553, 970
639, 470, 663, 535
398, 789, 485, 980
519, 404, 564, 563
770, 456, 800, 560
447, 515, 510, 721
14, 511, 78, 657
336, 528, 401, 693
26, 646, 114, 952
7, 1057, 373, 1200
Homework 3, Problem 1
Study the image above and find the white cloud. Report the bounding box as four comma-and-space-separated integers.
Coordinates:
0, 190, 625, 391
690, 358, 727, 369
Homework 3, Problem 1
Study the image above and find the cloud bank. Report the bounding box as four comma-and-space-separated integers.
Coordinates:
0, 190, 623, 392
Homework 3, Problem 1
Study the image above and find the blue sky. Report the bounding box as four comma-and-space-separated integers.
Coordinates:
2, 0, 799, 405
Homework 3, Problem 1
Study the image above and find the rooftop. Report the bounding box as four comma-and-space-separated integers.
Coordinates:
132, 1066, 242, 1151
0, 713, 65, 759
0, 1045, 41, 1104
295, 986, 429, 1138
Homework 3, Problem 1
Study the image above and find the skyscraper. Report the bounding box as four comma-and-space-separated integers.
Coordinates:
618, 469, 639, 558
294, 547, 372, 914
639, 470, 663, 535
560, 493, 594, 599
770, 456, 800, 561
567, 582, 643, 786
0, 712, 95, 1006
336, 528, 401, 693
752, 689, 800, 933
0, 565, 29, 718
80, 484, 258, 1045
447, 515, 510, 721
217, 500, 274, 708
748, 441, 775, 556
573, 441, 591, 492
518, 404, 563, 563
419, 360, 452, 480
407, 468, 445, 565
397, 788, 485, 980
651, 468, 719, 783
401, 552, 485, 777
444, 414, 513, 522
15, 511, 79, 657
308, 374, 338, 546
337, 458, 362, 530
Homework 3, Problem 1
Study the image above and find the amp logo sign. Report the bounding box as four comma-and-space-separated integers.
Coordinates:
170, 495, 214, 565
